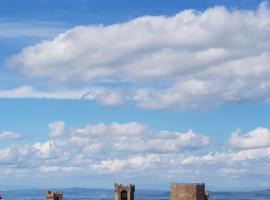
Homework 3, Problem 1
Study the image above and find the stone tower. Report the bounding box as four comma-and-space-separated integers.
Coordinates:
114, 183, 135, 200
170, 183, 208, 200
46, 191, 63, 200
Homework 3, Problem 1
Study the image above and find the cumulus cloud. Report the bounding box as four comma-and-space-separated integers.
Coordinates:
1, 124, 270, 185
181, 146, 270, 166
0, 86, 126, 106
39, 166, 79, 173
89, 154, 161, 173
69, 122, 209, 154
218, 168, 247, 177
0, 86, 87, 99
48, 121, 65, 137
0, 131, 21, 141
7, 2, 270, 83
229, 127, 270, 149
4, 2, 270, 110
0, 121, 208, 176
81, 89, 126, 106
32, 141, 53, 158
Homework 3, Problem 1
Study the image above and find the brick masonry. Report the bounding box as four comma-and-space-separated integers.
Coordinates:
170, 183, 208, 200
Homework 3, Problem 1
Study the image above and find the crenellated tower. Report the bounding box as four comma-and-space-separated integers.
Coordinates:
114, 183, 135, 200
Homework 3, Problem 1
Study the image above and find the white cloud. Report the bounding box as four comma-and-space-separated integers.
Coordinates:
128, 154, 161, 170
0, 131, 21, 141
0, 85, 88, 99
229, 127, 270, 149
89, 90, 126, 106
39, 166, 79, 173
68, 122, 209, 154
32, 141, 52, 158
181, 146, 270, 165
89, 159, 127, 173
1, 124, 270, 185
3, 2, 270, 110
0, 145, 30, 164
0, 86, 125, 106
89, 154, 161, 173
218, 168, 247, 177
0, 121, 208, 175
48, 121, 65, 137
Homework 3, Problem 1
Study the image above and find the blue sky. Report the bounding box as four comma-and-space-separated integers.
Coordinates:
0, 0, 270, 191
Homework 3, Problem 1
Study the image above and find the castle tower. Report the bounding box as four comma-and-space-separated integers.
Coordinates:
114, 183, 135, 200
170, 183, 208, 200
46, 191, 63, 200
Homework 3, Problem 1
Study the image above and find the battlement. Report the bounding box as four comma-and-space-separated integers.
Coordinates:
46, 191, 63, 200
38, 182, 209, 200
114, 183, 135, 200
114, 183, 135, 192
170, 183, 208, 200
171, 183, 205, 186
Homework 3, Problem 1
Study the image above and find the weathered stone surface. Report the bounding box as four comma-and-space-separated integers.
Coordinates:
170, 183, 208, 200
114, 183, 135, 200
45, 191, 63, 200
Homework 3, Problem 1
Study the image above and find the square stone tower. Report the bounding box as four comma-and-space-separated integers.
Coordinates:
114, 183, 135, 200
46, 191, 63, 200
170, 183, 208, 200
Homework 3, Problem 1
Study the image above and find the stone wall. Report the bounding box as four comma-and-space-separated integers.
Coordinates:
170, 183, 208, 200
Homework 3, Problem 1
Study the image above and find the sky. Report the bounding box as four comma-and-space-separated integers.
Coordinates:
0, 0, 270, 191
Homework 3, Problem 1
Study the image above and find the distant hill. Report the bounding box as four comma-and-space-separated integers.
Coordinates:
0, 187, 270, 200
0, 187, 169, 200
210, 189, 270, 200
0, 185, 33, 191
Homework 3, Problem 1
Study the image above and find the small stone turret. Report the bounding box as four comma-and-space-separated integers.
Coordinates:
114, 183, 135, 200
46, 191, 63, 200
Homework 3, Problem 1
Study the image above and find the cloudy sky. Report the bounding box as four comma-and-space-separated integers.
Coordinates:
0, 0, 270, 191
